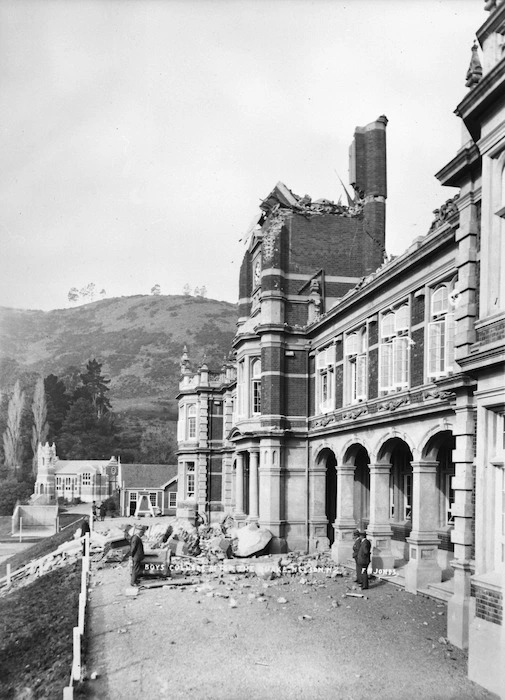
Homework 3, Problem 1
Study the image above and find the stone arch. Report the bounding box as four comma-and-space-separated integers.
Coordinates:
420, 426, 454, 461
342, 442, 371, 529
375, 429, 416, 463
340, 436, 372, 466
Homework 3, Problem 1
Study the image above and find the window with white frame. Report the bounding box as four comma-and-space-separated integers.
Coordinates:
428, 284, 455, 378
186, 462, 195, 498
251, 358, 261, 415
186, 404, 197, 440
149, 492, 157, 507
82, 472, 91, 486
169, 491, 177, 509
379, 304, 410, 393
345, 328, 367, 403
316, 344, 336, 414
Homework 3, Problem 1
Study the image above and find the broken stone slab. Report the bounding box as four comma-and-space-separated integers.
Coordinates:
231, 523, 273, 557
125, 587, 139, 597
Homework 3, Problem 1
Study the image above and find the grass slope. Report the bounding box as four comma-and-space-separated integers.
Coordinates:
0, 522, 86, 699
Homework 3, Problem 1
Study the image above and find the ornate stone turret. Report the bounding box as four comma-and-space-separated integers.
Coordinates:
465, 42, 483, 87
180, 345, 191, 375
33, 442, 57, 503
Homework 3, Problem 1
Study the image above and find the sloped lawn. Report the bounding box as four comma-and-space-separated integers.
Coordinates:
0, 561, 81, 699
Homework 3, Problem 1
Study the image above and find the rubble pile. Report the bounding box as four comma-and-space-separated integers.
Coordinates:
0, 537, 83, 596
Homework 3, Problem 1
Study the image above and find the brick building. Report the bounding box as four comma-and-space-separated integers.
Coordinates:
176, 5, 505, 695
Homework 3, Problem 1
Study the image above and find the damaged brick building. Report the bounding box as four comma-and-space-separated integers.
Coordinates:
176, 4, 505, 696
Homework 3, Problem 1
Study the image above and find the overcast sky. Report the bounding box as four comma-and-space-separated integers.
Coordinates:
0, 0, 484, 312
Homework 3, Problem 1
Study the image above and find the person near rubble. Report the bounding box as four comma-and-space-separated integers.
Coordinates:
92, 501, 97, 521
81, 516, 91, 556
352, 529, 361, 583
99, 502, 106, 521
129, 525, 147, 587
357, 530, 372, 590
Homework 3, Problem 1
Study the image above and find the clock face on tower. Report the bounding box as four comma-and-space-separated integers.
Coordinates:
253, 259, 261, 286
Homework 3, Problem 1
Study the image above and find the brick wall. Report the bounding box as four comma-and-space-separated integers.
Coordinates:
471, 584, 503, 626
335, 365, 343, 409
368, 320, 378, 347
410, 327, 425, 388
437, 530, 454, 552
286, 301, 308, 327
412, 294, 425, 325
284, 376, 308, 417
309, 356, 315, 416
476, 318, 505, 345
368, 347, 378, 399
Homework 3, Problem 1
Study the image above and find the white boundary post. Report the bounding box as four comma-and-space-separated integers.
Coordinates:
78, 592, 86, 635
72, 627, 81, 682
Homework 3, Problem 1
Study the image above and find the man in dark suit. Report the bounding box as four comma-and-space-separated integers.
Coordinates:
81, 516, 90, 556
129, 525, 148, 587
357, 530, 372, 590
352, 529, 361, 582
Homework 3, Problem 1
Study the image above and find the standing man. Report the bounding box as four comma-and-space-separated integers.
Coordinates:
357, 529, 372, 590
129, 525, 147, 587
352, 529, 361, 583
81, 516, 90, 556
99, 502, 106, 521
92, 501, 97, 521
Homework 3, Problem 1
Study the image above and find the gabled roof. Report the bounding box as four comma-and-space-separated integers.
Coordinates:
120, 463, 178, 489
55, 458, 116, 475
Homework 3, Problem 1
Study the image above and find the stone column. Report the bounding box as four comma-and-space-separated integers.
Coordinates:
259, 439, 284, 548
308, 461, 330, 552
367, 464, 395, 571
448, 397, 476, 649
332, 465, 357, 563
405, 461, 442, 593
235, 452, 246, 520
248, 451, 259, 522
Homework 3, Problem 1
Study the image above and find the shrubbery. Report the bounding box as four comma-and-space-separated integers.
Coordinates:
0, 479, 34, 515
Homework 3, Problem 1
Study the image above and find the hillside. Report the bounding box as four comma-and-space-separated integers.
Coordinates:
0, 294, 238, 416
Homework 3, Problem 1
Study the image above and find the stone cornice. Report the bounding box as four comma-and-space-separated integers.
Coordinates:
455, 57, 505, 141
435, 143, 481, 188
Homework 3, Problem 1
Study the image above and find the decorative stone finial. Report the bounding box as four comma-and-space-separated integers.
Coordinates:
484, 0, 504, 12
466, 42, 482, 88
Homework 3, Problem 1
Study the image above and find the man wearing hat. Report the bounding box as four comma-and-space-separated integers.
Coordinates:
351, 529, 361, 583
356, 529, 372, 590
129, 525, 148, 587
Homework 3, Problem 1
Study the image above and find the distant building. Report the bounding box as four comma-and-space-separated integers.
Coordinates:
176, 4, 505, 696
33, 442, 118, 504
33, 443, 178, 517
119, 463, 178, 517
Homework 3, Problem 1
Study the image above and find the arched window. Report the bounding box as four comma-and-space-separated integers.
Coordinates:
187, 404, 197, 440
428, 284, 455, 378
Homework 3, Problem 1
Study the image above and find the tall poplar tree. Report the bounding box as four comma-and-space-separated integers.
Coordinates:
31, 377, 49, 476
2, 380, 25, 475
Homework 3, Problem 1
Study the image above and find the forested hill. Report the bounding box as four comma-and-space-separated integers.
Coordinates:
0, 294, 238, 416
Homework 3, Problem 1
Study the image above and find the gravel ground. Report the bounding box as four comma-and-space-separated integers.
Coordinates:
81, 560, 496, 700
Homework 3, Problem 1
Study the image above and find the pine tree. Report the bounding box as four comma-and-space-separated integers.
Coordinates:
79, 359, 111, 418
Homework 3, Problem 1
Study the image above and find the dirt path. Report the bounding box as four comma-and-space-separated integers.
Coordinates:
81, 561, 496, 700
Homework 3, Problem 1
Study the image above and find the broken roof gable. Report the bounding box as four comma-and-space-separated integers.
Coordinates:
259, 181, 299, 215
